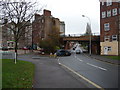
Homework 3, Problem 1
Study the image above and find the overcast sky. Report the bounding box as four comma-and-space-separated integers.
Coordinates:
37, 0, 100, 35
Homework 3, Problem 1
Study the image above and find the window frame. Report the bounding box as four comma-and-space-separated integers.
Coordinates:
119, 8, 120, 14
106, 0, 112, 6
107, 10, 111, 17
102, 2, 104, 5
104, 23, 110, 31
112, 35, 117, 41
112, 8, 118, 16
102, 11, 106, 18
107, 46, 112, 51
104, 36, 110, 42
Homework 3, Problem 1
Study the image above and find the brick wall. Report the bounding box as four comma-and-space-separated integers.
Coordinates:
100, 2, 119, 42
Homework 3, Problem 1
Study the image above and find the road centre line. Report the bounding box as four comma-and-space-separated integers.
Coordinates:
74, 55, 107, 71
87, 63, 107, 71
76, 58, 83, 62
74, 54, 83, 62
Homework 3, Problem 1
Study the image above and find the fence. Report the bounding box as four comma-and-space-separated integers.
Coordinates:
0, 51, 15, 59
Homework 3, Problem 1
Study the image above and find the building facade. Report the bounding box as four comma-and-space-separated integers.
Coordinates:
32, 9, 65, 48
1, 21, 32, 49
60, 21, 65, 36
100, 1, 120, 55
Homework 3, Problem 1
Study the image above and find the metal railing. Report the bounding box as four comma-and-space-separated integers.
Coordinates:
65, 33, 100, 37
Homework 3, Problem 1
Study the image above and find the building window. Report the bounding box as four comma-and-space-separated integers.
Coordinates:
108, 47, 112, 51
112, 8, 117, 16
112, 35, 117, 41
104, 23, 110, 31
11, 42, 14, 47
102, 11, 106, 18
119, 8, 120, 14
7, 28, 11, 35
106, 0, 112, 6
8, 43, 10, 47
119, 23, 120, 29
102, 2, 104, 5
42, 19, 44, 23
107, 10, 111, 17
104, 36, 110, 42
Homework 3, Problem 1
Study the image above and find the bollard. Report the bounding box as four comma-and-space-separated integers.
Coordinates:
50, 53, 53, 57
54, 53, 57, 58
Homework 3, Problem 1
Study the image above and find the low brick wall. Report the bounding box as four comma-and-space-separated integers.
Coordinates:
9, 50, 31, 55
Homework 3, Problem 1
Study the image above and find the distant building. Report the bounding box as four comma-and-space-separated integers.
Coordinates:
85, 23, 91, 35
0, 17, 7, 48
100, 1, 120, 55
1, 21, 32, 49
32, 9, 65, 48
60, 21, 65, 36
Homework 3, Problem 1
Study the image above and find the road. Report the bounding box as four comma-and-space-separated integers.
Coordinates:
58, 53, 119, 88
18, 54, 88, 88
17, 44, 119, 89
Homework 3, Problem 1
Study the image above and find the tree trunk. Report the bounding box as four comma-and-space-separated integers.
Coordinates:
14, 41, 18, 64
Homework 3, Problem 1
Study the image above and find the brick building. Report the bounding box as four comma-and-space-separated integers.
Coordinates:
32, 9, 65, 49
100, 1, 120, 55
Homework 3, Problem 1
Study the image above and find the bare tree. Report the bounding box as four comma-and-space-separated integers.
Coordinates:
0, 0, 42, 63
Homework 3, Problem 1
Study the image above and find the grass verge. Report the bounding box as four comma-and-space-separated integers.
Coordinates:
2, 59, 35, 88
105, 56, 120, 60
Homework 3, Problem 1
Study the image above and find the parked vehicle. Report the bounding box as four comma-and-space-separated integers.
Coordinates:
0, 47, 8, 51
76, 50, 81, 54
82, 49, 88, 53
56, 49, 71, 56
22, 47, 29, 50
39, 48, 45, 54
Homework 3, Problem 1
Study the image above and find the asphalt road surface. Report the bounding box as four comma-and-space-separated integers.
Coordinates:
18, 54, 89, 88
58, 53, 119, 88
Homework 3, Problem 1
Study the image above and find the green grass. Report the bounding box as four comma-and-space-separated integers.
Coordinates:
2, 59, 35, 88
105, 56, 120, 60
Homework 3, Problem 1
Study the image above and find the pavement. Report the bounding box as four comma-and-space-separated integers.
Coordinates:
18, 54, 89, 88
84, 54, 120, 65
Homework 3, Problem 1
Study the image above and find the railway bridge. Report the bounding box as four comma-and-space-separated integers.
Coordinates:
63, 35, 100, 55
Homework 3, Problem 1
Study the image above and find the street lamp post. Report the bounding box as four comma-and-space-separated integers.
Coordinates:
82, 15, 92, 56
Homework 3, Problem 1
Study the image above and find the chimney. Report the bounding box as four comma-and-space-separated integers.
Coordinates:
44, 9, 51, 16
35, 14, 41, 20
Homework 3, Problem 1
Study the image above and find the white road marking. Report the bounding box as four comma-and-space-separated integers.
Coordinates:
77, 58, 83, 62
74, 54, 107, 71
74, 55, 77, 58
59, 62, 104, 89
74, 54, 83, 62
87, 63, 107, 71
57, 58, 61, 65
